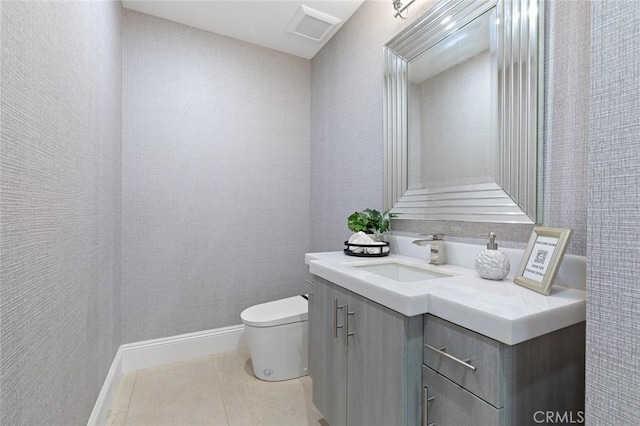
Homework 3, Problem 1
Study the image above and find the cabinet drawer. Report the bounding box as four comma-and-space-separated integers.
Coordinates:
423, 365, 501, 426
423, 315, 502, 407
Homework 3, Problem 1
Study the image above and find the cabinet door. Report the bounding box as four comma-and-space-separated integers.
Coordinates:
311, 278, 349, 426
346, 292, 422, 426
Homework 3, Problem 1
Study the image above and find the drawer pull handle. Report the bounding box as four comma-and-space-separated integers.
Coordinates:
425, 343, 477, 371
422, 386, 435, 426
305, 279, 314, 285
333, 298, 344, 338
344, 304, 355, 346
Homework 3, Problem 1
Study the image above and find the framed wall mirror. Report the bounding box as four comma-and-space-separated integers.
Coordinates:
384, 0, 543, 223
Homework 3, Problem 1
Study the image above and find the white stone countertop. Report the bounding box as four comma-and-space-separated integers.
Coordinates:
305, 250, 586, 345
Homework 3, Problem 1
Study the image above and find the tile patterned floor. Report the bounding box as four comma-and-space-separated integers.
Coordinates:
107, 348, 325, 426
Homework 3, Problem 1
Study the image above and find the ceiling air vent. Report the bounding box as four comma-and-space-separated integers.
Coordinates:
285, 5, 342, 42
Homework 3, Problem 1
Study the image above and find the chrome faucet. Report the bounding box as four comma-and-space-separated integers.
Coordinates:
412, 234, 444, 246
412, 234, 445, 265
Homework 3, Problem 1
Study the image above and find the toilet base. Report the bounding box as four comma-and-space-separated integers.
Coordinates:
244, 321, 308, 382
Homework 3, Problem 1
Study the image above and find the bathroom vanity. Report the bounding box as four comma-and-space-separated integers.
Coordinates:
306, 244, 586, 426
309, 276, 423, 426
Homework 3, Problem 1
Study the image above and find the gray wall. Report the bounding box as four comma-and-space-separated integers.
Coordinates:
542, 0, 590, 256
311, 0, 589, 256
586, 1, 640, 422
0, 1, 122, 424
418, 51, 494, 188
122, 10, 310, 343
310, 0, 437, 253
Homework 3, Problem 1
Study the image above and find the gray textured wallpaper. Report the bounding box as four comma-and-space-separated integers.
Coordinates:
417, 51, 494, 188
310, 0, 436, 253
542, 0, 590, 256
122, 10, 310, 343
0, 1, 122, 424
587, 1, 640, 423
311, 0, 589, 256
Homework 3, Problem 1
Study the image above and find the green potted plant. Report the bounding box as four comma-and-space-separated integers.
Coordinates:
347, 209, 394, 240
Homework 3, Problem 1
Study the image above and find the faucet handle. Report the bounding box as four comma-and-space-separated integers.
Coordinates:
418, 233, 444, 240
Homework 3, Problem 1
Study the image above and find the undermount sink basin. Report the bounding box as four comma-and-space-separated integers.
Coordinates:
352, 262, 451, 282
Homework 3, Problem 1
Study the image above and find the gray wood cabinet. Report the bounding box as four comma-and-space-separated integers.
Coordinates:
308, 275, 585, 426
309, 276, 348, 426
309, 276, 423, 426
422, 314, 585, 426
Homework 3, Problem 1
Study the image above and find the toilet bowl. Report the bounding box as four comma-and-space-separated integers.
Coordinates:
240, 295, 308, 381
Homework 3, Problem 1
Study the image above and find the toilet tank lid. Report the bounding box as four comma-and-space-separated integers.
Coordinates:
240, 295, 308, 327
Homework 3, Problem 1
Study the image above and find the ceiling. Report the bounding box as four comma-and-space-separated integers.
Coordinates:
122, 0, 365, 59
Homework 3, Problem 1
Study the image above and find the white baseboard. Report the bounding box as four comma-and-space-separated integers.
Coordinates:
120, 324, 246, 372
87, 348, 123, 426
88, 324, 246, 426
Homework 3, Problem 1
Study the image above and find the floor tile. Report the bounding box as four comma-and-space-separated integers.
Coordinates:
105, 412, 127, 426
125, 371, 167, 418
124, 410, 164, 426
137, 356, 213, 377
299, 375, 313, 396
161, 357, 220, 411
109, 349, 323, 426
223, 380, 323, 426
162, 400, 228, 425
213, 347, 254, 386
214, 349, 323, 426
109, 372, 136, 416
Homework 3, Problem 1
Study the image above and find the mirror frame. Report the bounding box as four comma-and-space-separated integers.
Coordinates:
383, 0, 543, 224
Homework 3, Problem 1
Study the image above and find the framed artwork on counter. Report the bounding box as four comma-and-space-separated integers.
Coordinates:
514, 226, 573, 295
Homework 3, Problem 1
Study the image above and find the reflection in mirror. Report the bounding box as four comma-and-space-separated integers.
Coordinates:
384, 0, 543, 224
408, 10, 496, 190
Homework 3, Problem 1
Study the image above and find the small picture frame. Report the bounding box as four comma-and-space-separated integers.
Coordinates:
513, 226, 573, 295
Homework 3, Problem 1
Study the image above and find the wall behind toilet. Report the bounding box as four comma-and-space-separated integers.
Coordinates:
122, 10, 310, 343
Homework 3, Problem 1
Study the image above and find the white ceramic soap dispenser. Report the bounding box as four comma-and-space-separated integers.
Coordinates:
475, 232, 510, 280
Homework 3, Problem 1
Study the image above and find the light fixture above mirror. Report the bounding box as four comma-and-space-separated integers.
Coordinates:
393, 0, 417, 19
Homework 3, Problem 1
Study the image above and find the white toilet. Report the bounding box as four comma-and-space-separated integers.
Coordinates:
240, 295, 308, 381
